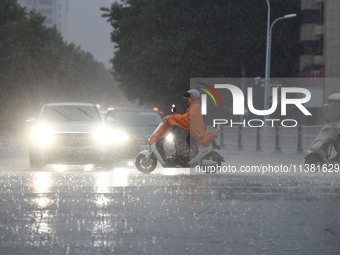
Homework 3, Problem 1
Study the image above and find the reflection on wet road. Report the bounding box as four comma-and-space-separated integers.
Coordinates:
0, 166, 193, 254
0, 138, 340, 254
0, 164, 340, 254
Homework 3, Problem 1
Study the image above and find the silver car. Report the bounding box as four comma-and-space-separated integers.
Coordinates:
106, 108, 162, 159
28, 102, 115, 170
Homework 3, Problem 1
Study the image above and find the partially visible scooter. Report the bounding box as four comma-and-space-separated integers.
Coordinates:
304, 93, 340, 166
134, 107, 224, 174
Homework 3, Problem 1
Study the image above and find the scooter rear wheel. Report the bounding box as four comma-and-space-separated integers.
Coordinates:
304, 153, 323, 171
206, 151, 223, 166
135, 153, 157, 174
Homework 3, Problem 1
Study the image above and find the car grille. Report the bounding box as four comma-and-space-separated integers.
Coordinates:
54, 133, 95, 147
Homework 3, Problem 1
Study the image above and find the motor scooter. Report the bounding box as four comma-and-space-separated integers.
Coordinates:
134, 107, 224, 174
305, 93, 340, 166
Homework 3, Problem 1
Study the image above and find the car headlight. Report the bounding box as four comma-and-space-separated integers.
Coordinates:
111, 130, 129, 143
94, 126, 113, 145
31, 123, 55, 146
94, 126, 129, 145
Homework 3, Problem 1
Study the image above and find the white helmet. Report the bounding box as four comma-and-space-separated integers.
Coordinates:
183, 89, 200, 99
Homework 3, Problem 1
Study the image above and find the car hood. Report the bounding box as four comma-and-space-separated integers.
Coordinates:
46, 121, 103, 133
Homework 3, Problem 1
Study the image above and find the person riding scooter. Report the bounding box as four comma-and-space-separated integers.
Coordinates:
135, 89, 224, 173
148, 89, 216, 159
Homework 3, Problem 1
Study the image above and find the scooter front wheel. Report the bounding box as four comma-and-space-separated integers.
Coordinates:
135, 152, 157, 174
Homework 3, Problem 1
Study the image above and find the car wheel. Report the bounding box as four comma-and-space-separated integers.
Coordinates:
135, 153, 157, 174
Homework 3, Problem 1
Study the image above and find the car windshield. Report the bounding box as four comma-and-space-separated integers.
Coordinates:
41, 105, 102, 122
110, 111, 161, 126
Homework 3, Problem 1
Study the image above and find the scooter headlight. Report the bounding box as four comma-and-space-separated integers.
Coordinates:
165, 133, 174, 142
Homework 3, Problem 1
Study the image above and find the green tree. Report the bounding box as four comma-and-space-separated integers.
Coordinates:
0, 0, 121, 134
102, 0, 299, 109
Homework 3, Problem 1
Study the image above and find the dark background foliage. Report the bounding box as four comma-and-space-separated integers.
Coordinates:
0, 0, 120, 135
0, 0, 300, 134
102, 0, 299, 112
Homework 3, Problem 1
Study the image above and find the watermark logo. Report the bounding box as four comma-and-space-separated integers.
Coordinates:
196, 82, 223, 114
194, 79, 313, 127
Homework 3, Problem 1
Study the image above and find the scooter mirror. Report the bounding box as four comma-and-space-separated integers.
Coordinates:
171, 107, 177, 114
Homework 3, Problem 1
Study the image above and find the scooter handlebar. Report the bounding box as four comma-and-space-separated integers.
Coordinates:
162, 115, 169, 122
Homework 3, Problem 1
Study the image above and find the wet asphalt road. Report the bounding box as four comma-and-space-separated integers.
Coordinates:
0, 138, 340, 254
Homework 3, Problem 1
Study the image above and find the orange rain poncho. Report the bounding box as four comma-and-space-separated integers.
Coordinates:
148, 99, 215, 146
